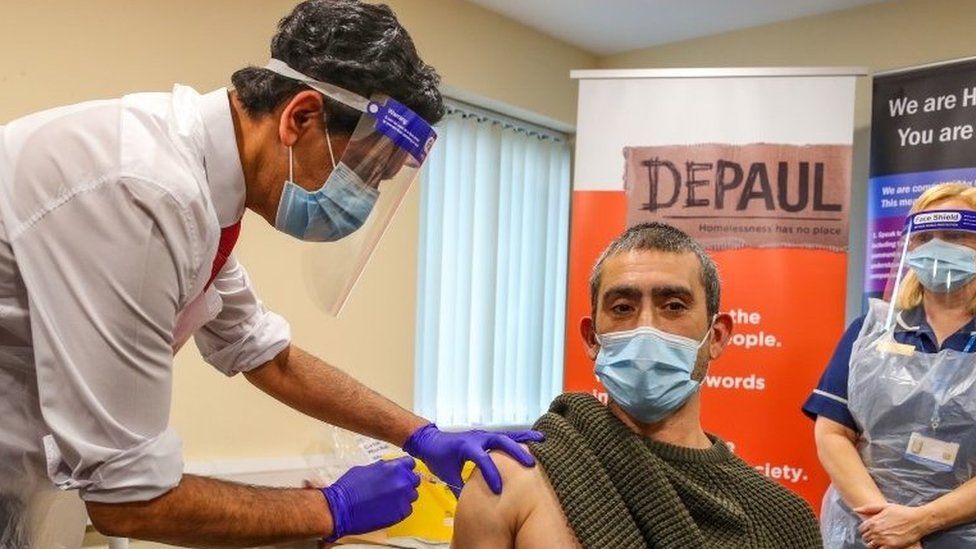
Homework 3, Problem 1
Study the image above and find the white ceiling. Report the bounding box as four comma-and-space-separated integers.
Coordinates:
465, 0, 891, 56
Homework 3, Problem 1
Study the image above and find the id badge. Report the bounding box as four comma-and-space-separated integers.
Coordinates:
905, 432, 960, 472
876, 339, 915, 356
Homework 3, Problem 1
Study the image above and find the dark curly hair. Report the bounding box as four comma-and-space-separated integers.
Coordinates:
231, 0, 444, 132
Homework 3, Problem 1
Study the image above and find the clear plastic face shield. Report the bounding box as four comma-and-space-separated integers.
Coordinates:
883, 209, 976, 330
263, 59, 438, 315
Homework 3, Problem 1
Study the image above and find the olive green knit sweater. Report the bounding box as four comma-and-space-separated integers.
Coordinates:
528, 393, 822, 549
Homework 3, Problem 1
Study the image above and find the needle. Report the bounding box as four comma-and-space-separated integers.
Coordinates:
418, 471, 462, 492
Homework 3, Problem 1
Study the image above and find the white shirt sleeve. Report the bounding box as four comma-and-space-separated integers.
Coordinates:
194, 254, 291, 376
11, 176, 199, 503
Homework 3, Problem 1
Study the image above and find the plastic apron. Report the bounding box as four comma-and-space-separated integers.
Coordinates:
0, 248, 231, 548
822, 208, 976, 547
0, 353, 85, 549
0, 196, 236, 548
0, 230, 89, 548
821, 298, 976, 547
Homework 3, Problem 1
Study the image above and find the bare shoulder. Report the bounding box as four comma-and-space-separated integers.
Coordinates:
453, 446, 580, 549
464, 444, 552, 499
487, 445, 550, 490
452, 446, 544, 544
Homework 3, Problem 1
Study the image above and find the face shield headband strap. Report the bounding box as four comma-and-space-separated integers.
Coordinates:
905, 209, 976, 234
263, 58, 370, 113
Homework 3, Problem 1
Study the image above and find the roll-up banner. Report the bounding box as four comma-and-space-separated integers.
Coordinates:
866, 57, 976, 301
567, 67, 863, 508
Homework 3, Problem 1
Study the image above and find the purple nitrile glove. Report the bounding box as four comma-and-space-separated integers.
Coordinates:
403, 423, 545, 496
320, 456, 420, 543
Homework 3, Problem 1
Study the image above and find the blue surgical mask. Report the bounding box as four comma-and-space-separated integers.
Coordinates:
907, 238, 976, 293
595, 323, 711, 424
275, 145, 379, 242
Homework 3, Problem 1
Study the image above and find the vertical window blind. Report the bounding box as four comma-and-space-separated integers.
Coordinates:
414, 100, 572, 427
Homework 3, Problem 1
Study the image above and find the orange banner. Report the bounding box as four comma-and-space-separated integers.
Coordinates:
564, 190, 846, 509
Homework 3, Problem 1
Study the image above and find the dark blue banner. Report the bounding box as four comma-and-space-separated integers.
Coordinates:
865, 59, 976, 299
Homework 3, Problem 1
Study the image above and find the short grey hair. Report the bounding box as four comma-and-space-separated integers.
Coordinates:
589, 222, 721, 318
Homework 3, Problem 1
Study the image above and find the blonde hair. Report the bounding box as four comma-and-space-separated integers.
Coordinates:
895, 182, 976, 312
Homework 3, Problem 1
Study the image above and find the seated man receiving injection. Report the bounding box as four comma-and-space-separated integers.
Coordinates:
452, 222, 821, 549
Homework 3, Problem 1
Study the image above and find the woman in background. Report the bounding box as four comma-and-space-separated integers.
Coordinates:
804, 182, 976, 548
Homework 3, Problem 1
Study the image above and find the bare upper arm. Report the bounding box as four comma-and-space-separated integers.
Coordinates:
453, 448, 538, 549
815, 415, 858, 445
453, 447, 580, 549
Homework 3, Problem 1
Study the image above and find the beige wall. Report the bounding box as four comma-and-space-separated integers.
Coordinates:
8, 0, 967, 467
0, 0, 595, 462
599, 0, 976, 322
601, 0, 976, 129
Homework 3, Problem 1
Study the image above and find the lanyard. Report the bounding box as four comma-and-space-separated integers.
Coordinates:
964, 332, 976, 353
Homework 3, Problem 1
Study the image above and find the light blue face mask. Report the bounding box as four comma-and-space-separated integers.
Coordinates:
275, 141, 379, 242
595, 323, 712, 424
907, 237, 976, 294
